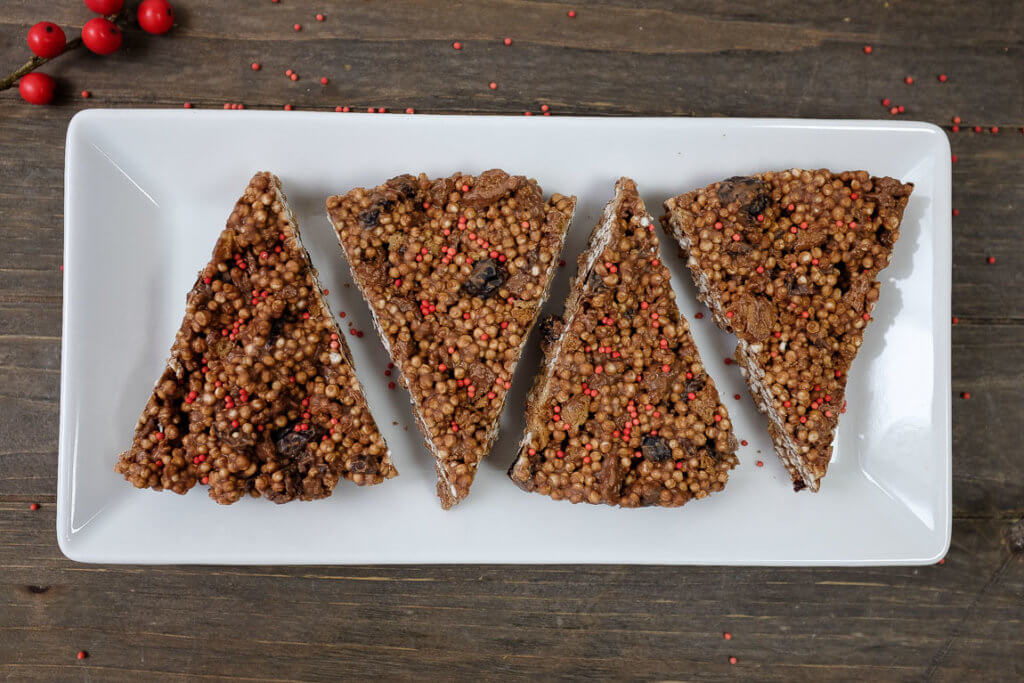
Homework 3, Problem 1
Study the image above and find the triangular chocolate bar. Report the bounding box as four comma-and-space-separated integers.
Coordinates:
662, 169, 912, 491
116, 172, 396, 504
327, 170, 576, 508
510, 178, 738, 506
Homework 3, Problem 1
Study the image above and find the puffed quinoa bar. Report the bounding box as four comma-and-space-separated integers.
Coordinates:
115, 172, 396, 504
327, 170, 576, 509
661, 169, 913, 492
509, 178, 738, 507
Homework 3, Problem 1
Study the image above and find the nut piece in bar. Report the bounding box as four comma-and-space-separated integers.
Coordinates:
327, 170, 577, 509
115, 172, 396, 504
661, 169, 913, 492
509, 178, 739, 507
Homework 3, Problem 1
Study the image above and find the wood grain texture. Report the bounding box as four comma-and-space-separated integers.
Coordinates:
1, 0, 1022, 680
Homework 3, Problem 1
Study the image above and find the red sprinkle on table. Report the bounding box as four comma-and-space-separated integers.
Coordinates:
741, 440, 748, 446
938, 558, 946, 565
183, 102, 192, 108
729, 656, 738, 665
938, 73, 948, 82
293, 23, 301, 31
316, 13, 324, 21
723, 632, 732, 640
283, 104, 292, 110
961, 392, 971, 399
987, 256, 996, 264
77, 651, 87, 660
952, 317, 959, 324
251, 62, 260, 71
504, 37, 512, 45
951, 154, 958, 163
405, 107, 415, 114
568, 10, 577, 18
452, 41, 462, 50
320, 76, 329, 85
904, 76, 914, 84
863, 45, 872, 54
30, 502, 39, 511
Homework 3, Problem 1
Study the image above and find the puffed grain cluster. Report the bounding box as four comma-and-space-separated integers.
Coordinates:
662, 169, 912, 491
115, 172, 396, 504
327, 170, 576, 508
510, 178, 738, 507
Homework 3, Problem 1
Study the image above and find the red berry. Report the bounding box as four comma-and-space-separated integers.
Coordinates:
27, 22, 67, 59
19, 73, 56, 105
138, 0, 175, 35
81, 18, 122, 54
84, 0, 124, 14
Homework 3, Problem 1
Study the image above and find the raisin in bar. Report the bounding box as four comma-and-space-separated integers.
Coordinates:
509, 178, 738, 507
115, 172, 396, 504
661, 170, 913, 492
327, 170, 576, 509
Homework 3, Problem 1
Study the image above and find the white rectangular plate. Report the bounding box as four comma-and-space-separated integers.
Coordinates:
59, 110, 951, 565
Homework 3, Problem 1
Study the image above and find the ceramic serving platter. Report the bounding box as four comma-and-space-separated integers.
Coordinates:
58, 110, 951, 564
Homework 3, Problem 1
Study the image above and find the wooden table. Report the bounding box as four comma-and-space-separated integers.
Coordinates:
2, 1, 1021, 679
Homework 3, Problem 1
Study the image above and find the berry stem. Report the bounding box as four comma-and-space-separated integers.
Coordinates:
0, 11, 125, 93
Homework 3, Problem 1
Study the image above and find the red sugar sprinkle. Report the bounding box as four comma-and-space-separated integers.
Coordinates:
452, 41, 462, 50
77, 651, 87, 660
952, 116, 961, 124
973, 125, 982, 133
30, 502, 39, 511
952, 316, 959, 324
504, 37, 512, 46
489, 81, 498, 90
952, 208, 959, 216
863, 45, 872, 54
756, 460, 764, 467
316, 13, 324, 21
881, 98, 890, 106
405, 107, 415, 114
938, 73, 948, 82
251, 62, 260, 71
81, 90, 90, 99
567, 10, 577, 18
183, 102, 192, 108
741, 440, 748, 446
938, 558, 946, 565
951, 154, 958, 163
729, 657, 737, 665
284, 104, 292, 110
723, 632, 732, 640
695, 312, 704, 319
987, 256, 996, 264
293, 23, 302, 31
991, 126, 1000, 134
320, 77, 329, 85
904, 76, 914, 84
960, 391, 971, 399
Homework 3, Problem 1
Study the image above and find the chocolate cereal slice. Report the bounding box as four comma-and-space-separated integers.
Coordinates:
661, 170, 913, 492
509, 178, 738, 507
327, 170, 576, 509
115, 172, 396, 504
